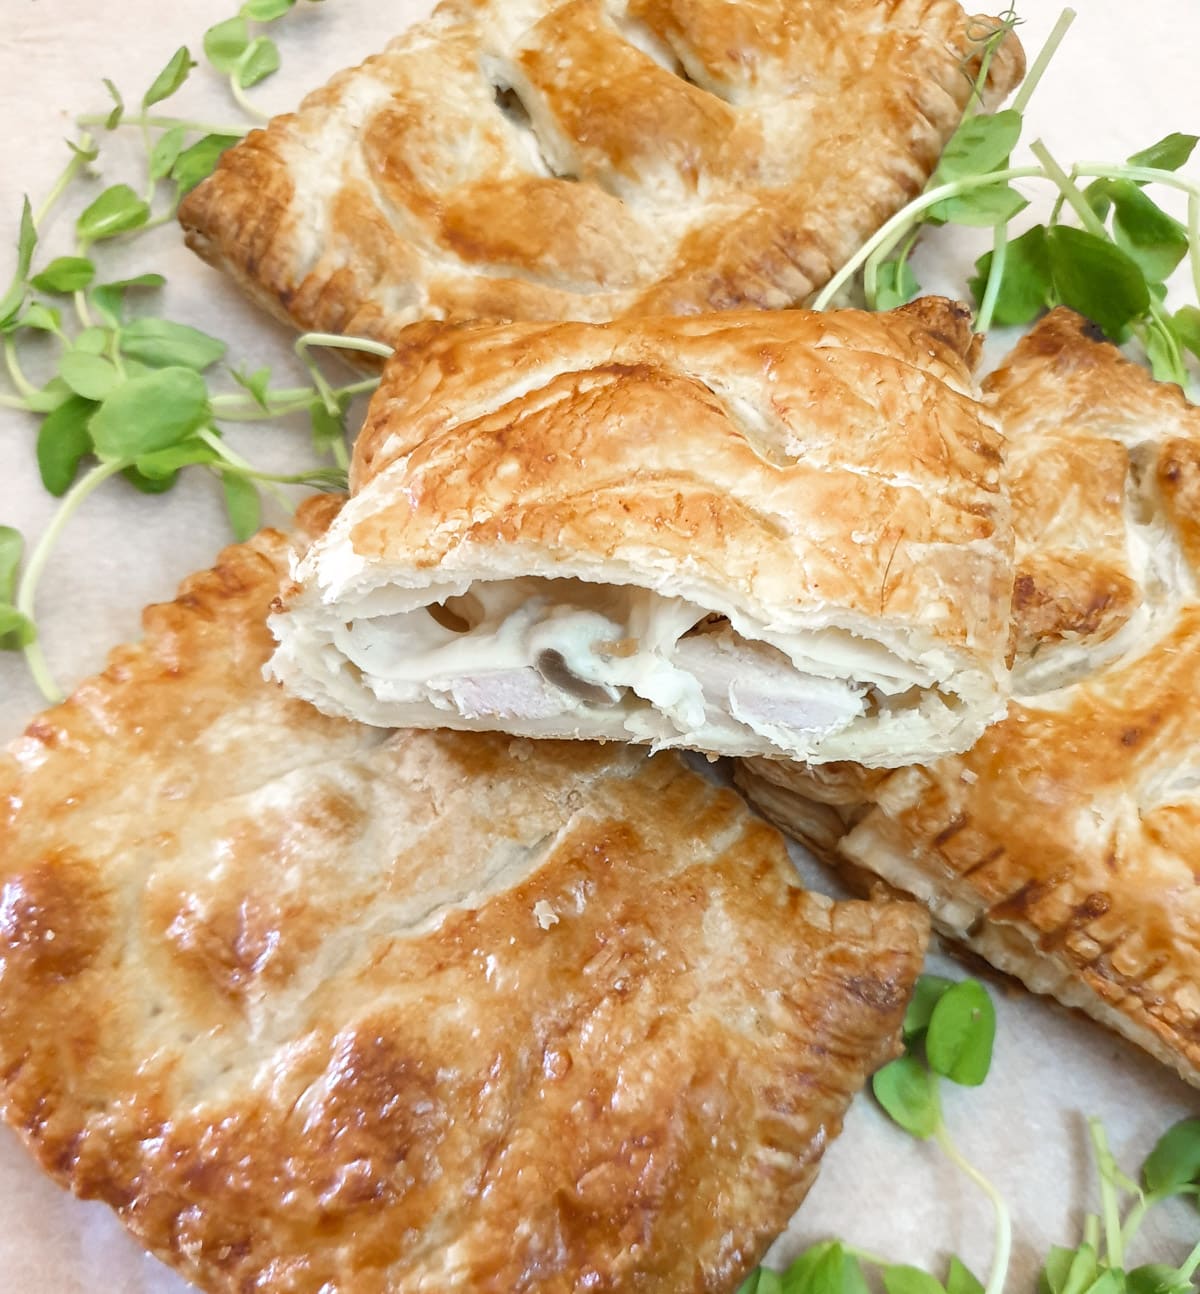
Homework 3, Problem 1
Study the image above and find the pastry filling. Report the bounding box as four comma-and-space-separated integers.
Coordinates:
332, 578, 936, 747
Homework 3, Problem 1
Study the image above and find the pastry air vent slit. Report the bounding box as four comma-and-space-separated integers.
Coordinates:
487, 77, 579, 183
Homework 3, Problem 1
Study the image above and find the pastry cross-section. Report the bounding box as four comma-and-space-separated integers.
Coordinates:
738, 310, 1200, 1087
179, 0, 1023, 346
269, 300, 1013, 767
0, 498, 928, 1292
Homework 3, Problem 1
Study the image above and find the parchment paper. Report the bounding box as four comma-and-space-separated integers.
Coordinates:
0, 2, 1196, 1289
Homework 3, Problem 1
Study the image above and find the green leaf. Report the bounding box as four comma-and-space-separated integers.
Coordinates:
875, 258, 920, 311
0, 196, 37, 326
1100, 179, 1190, 284
1175, 306, 1200, 360
76, 184, 150, 244
903, 975, 955, 1040
119, 318, 227, 371
926, 979, 996, 1086
1045, 226, 1150, 341
883, 1266, 946, 1294
788, 1244, 871, 1294
204, 16, 251, 72
945, 1258, 984, 1294
736, 1275, 760, 1294
927, 183, 1028, 228
1083, 1270, 1124, 1294
73, 326, 111, 355
1126, 1266, 1192, 1294
91, 272, 166, 327
935, 109, 1023, 183
758, 1271, 785, 1294
36, 396, 95, 496
1143, 319, 1186, 386
237, 36, 281, 88
148, 126, 187, 182
102, 77, 124, 130
222, 472, 262, 541
310, 397, 347, 452
89, 366, 211, 459
969, 225, 1055, 326
19, 302, 63, 334
0, 604, 36, 650
30, 256, 95, 294
27, 377, 72, 414
1040, 1247, 1078, 1294
134, 437, 218, 479
66, 132, 100, 164
171, 133, 241, 195
1128, 132, 1199, 175
143, 45, 195, 108
241, 0, 297, 18
872, 1055, 939, 1139
1142, 1118, 1200, 1194
58, 351, 120, 402
0, 526, 23, 602
233, 364, 272, 410
1060, 1245, 1101, 1294
122, 464, 180, 494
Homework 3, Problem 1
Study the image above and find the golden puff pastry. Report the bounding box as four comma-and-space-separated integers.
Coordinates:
738, 309, 1200, 1087
0, 499, 929, 1293
178, 0, 1023, 347
268, 300, 1014, 767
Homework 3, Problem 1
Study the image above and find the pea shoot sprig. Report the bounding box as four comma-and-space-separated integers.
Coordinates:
738, 976, 1200, 1294
0, 0, 391, 704
815, 8, 1200, 395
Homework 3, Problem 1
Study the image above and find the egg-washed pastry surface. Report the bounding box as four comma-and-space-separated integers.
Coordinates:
178, 0, 1023, 347
0, 499, 928, 1294
269, 300, 1012, 768
738, 309, 1200, 1087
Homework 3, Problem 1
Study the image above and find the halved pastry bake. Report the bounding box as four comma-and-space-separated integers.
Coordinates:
178, 0, 1023, 345
738, 309, 1200, 1087
268, 301, 1014, 767
0, 499, 928, 1292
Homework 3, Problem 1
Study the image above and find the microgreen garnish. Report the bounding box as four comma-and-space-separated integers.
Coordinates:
815, 8, 1200, 395
741, 976, 1200, 1294
0, 4, 389, 701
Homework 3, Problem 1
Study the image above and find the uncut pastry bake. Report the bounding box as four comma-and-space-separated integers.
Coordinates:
180, 0, 1024, 343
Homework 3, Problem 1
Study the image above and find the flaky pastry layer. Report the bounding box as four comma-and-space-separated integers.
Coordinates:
738, 311, 1200, 1087
270, 301, 1013, 766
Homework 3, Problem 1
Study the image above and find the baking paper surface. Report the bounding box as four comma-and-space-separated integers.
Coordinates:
0, 2, 1196, 1288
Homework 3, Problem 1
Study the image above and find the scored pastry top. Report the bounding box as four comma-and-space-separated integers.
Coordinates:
179, 0, 1023, 345
269, 300, 1015, 767
738, 309, 1200, 1086
0, 501, 928, 1292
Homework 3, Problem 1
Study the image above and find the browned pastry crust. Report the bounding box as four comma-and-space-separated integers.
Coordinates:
0, 498, 928, 1292
178, 0, 1023, 348
268, 300, 1014, 767
738, 309, 1200, 1087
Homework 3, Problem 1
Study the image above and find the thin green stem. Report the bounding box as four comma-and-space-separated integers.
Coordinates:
210, 461, 346, 487
812, 166, 1043, 309
1087, 1120, 1124, 1270
229, 75, 271, 123
1189, 196, 1200, 307
1031, 141, 1109, 238
73, 288, 93, 330
0, 391, 31, 411
975, 221, 1009, 333
1179, 1236, 1200, 1282
76, 111, 247, 135
935, 1120, 1012, 1294
1011, 9, 1076, 115
34, 148, 89, 227
208, 374, 380, 419
297, 333, 397, 363
196, 429, 291, 511
1083, 1214, 1101, 1253
3, 336, 39, 400
17, 457, 130, 703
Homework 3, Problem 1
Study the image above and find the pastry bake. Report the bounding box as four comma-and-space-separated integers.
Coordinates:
268, 300, 1013, 766
0, 498, 928, 1291
738, 310, 1200, 1087
179, 0, 1023, 346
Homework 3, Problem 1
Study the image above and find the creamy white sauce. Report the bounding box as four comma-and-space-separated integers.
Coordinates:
332, 577, 870, 746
